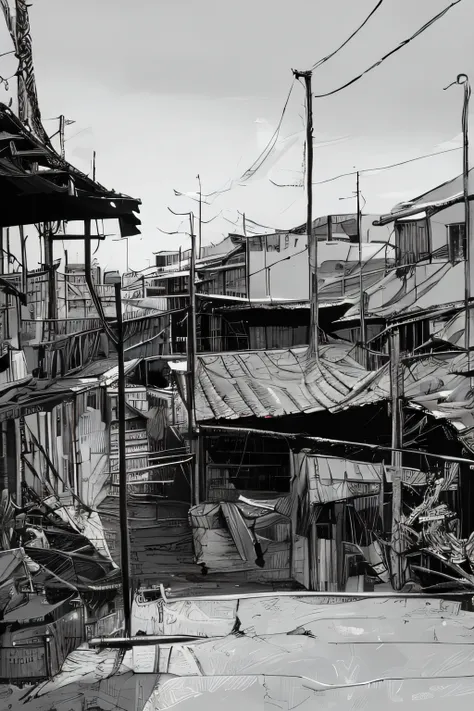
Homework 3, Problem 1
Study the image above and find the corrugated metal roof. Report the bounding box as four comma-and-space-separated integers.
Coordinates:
342, 351, 467, 413
3, 595, 71, 623
433, 310, 464, 346
375, 193, 464, 225
195, 343, 382, 422
293, 451, 382, 504
338, 262, 462, 323
75, 358, 121, 378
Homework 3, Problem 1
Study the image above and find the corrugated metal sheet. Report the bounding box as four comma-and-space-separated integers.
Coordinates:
433, 309, 464, 346
339, 262, 461, 322
195, 343, 382, 422
375, 177, 467, 225
293, 451, 382, 504
342, 350, 469, 420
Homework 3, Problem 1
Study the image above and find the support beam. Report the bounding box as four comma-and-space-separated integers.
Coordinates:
293, 69, 317, 358
114, 282, 132, 638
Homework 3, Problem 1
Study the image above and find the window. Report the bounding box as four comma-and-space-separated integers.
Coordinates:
266, 234, 280, 252
447, 223, 465, 263
284, 235, 289, 250
395, 219, 430, 266
87, 392, 97, 410
249, 236, 263, 251
110, 396, 118, 421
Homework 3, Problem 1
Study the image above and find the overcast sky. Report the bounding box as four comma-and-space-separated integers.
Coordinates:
0, 0, 472, 270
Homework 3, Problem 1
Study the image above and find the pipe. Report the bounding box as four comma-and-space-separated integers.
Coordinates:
88, 635, 203, 648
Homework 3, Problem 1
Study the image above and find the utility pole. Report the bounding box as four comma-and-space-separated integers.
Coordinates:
114, 281, 132, 638
444, 74, 471, 383
44, 224, 56, 341
293, 69, 317, 358
389, 326, 407, 590
6, 228, 10, 274
19, 225, 27, 296
92, 151, 97, 182
197, 175, 202, 260
59, 114, 65, 160
356, 171, 368, 369
187, 214, 199, 505
460, 75, 472, 382
243, 212, 250, 299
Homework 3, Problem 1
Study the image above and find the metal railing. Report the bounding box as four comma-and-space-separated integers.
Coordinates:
21, 317, 103, 342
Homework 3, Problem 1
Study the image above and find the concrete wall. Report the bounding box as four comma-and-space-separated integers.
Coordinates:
429, 202, 472, 254
249, 233, 393, 301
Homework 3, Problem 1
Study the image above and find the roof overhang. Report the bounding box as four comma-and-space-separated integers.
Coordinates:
0, 104, 141, 231
373, 192, 472, 226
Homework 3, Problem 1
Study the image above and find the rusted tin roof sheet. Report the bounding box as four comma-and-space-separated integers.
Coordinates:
339, 262, 462, 323
195, 343, 381, 421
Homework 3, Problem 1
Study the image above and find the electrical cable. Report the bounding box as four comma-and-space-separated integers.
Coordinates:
172, 80, 296, 201
311, 0, 385, 70
270, 146, 463, 188
313, 0, 463, 98
238, 81, 296, 182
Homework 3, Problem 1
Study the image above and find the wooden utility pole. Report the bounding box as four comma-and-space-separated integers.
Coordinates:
389, 326, 407, 590
357, 171, 368, 369
293, 69, 317, 358
59, 115, 66, 160
243, 213, 250, 299
445, 74, 472, 381
187, 214, 199, 505
460, 75, 472, 382
197, 175, 202, 260
114, 281, 132, 638
44, 224, 56, 341
6, 228, 10, 274
19, 225, 27, 296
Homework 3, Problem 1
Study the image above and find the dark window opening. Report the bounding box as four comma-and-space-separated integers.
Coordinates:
447, 223, 466, 263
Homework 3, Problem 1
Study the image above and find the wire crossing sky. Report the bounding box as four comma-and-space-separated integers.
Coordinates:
0, 0, 469, 270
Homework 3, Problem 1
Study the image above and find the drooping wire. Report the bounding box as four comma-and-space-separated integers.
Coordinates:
238, 80, 295, 182
270, 145, 463, 188
312, 0, 386, 70
313, 0, 463, 98
173, 80, 297, 202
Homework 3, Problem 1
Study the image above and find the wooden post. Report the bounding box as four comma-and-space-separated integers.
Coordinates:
357, 171, 368, 369
389, 326, 407, 590
44, 225, 56, 341
114, 282, 132, 638
187, 215, 199, 505
197, 174, 202, 260
59, 114, 66, 160
19, 225, 27, 297
243, 213, 250, 299
459, 75, 472, 383
6, 228, 10, 274
293, 69, 317, 358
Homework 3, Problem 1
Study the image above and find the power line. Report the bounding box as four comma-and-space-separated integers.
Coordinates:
312, 0, 385, 70
313, 0, 463, 98
240, 81, 295, 182
270, 145, 463, 188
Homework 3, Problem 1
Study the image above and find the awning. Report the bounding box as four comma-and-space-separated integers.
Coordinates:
373, 192, 466, 226
293, 452, 382, 504
0, 548, 26, 585
3, 595, 72, 624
